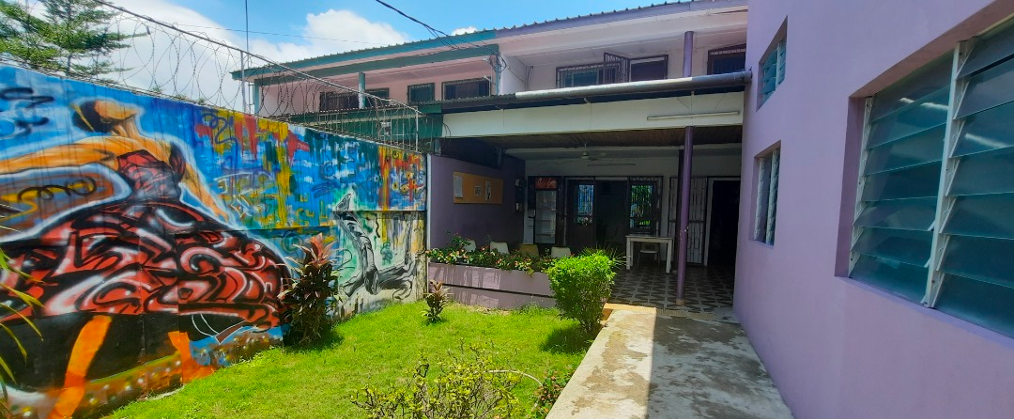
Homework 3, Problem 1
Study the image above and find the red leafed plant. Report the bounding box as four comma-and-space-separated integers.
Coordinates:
279, 234, 344, 346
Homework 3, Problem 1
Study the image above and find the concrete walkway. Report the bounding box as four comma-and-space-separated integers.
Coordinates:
547, 309, 792, 419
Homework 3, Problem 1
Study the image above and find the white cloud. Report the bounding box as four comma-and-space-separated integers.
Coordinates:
451, 26, 477, 36
57, 0, 412, 112
249, 9, 410, 63
104, 0, 248, 109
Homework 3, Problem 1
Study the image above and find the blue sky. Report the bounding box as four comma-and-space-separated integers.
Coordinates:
121, 0, 669, 63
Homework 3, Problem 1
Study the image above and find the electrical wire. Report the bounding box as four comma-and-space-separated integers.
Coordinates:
372, 0, 509, 75
169, 23, 391, 45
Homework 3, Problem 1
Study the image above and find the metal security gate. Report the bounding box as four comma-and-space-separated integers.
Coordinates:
669, 176, 708, 264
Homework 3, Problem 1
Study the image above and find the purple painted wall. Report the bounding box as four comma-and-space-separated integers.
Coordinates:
429, 155, 525, 248
737, 1, 1014, 418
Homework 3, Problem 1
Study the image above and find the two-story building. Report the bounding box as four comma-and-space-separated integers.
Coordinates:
238, 0, 1014, 417
239, 0, 749, 277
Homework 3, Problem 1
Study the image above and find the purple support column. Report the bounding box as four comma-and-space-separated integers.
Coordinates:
676, 31, 694, 303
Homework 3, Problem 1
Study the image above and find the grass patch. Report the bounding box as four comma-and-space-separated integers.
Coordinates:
110, 302, 592, 419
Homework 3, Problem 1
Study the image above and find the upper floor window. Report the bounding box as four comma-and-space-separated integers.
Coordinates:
319, 88, 389, 111
557, 62, 621, 88
708, 44, 746, 75
556, 53, 669, 88
630, 56, 668, 82
366, 88, 389, 100
443, 78, 490, 100
849, 19, 1014, 338
320, 91, 357, 111
759, 39, 786, 105
408, 83, 435, 103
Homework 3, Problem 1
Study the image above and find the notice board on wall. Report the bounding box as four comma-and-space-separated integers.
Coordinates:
453, 171, 503, 204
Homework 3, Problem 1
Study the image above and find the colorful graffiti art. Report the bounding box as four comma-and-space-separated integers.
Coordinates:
0, 65, 426, 418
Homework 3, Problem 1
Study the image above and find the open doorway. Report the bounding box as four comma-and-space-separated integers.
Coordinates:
596, 180, 628, 250
705, 179, 741, 267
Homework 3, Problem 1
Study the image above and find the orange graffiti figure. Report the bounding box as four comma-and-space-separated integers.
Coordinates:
0, 100, 286, 418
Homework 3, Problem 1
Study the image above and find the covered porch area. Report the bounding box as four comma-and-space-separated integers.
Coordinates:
609, 265, 735, 315
427, 72, 749, 311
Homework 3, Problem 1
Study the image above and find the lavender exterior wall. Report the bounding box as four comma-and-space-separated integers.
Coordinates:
737, 1, 1014, 418
429, 154, 525, 248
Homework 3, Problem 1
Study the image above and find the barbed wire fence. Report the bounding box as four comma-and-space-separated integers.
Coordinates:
0, 0, 428, 152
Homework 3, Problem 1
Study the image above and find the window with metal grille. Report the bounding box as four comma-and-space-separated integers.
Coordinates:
366, 88, 389, 107
850, 19, 1014, 338
443, 78, 490, 100
407, 83, 434, 103
759, 39, 785, 105
754, 147, 779, 245
708, 44, 746, 75
630, 56, 668, 82
319, 91, 358, 111
556, 62, 621, 88
629, 177, 661, 235
319, 88, 389, 111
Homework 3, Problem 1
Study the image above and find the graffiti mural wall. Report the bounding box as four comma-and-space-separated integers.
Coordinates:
0, 65, 426, 418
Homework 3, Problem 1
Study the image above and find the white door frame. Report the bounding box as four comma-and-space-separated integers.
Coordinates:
703, 177, 741, 266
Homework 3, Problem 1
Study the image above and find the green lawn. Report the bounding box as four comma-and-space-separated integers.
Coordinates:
110, 302, 591, 418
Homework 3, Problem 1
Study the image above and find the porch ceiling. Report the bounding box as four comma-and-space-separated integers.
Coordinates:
448, 125, 742, 150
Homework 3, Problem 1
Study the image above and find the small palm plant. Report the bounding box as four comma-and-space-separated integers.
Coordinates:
423, 280, 451, 323
0, 246, 42, 417
279, 234, 344, 346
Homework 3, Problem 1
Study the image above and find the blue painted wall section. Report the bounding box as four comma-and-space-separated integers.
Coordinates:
0, 65, 426, 418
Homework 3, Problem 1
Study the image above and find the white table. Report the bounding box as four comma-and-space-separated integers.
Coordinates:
626, 235, 675, 273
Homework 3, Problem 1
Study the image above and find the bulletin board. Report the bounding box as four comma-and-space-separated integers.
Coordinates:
452, 171, 504, 204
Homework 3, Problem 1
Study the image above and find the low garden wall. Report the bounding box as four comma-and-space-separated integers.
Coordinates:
427, 262, 555, 309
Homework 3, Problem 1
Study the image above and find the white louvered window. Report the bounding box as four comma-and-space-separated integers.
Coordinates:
754, 147, 780, 245
850, 19, 1014, 337
760, 39, 786, 105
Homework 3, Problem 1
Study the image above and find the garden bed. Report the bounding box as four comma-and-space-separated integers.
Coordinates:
110, 301, 590, 419
428, 262, 555, 309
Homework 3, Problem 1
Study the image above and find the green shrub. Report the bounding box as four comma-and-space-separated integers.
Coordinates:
423, 234, 552, 275
279, 234, 344, 346
546, 250, 617, 336
352, 346, 522, 419
422, 280, 451, 323
532, 369, 572, 418
0, 246, 42, 418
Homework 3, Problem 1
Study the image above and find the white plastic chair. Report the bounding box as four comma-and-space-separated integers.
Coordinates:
550, 246, 572, 259
637, 243, 660, 266
463, 239, 476, 252
490, 241, 509, 254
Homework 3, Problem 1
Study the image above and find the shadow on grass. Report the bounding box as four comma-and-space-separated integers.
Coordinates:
282, 329, 345, 353
540, 324, 594, 354
423, 317, 449, 326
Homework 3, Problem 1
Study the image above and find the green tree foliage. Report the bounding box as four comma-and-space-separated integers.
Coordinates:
546, 250, 617, 336
0, 0, 133, 77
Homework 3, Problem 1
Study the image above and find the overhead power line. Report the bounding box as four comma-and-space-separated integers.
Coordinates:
169, 22, 391, 45
372, 0, 510, 75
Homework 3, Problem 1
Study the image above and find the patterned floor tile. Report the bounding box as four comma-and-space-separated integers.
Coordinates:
608, 264, 735, 313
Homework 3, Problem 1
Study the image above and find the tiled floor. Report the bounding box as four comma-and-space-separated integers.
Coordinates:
609, 264, 735, 314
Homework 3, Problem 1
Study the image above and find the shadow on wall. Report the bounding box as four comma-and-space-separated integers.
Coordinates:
0, 65, 427, 418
